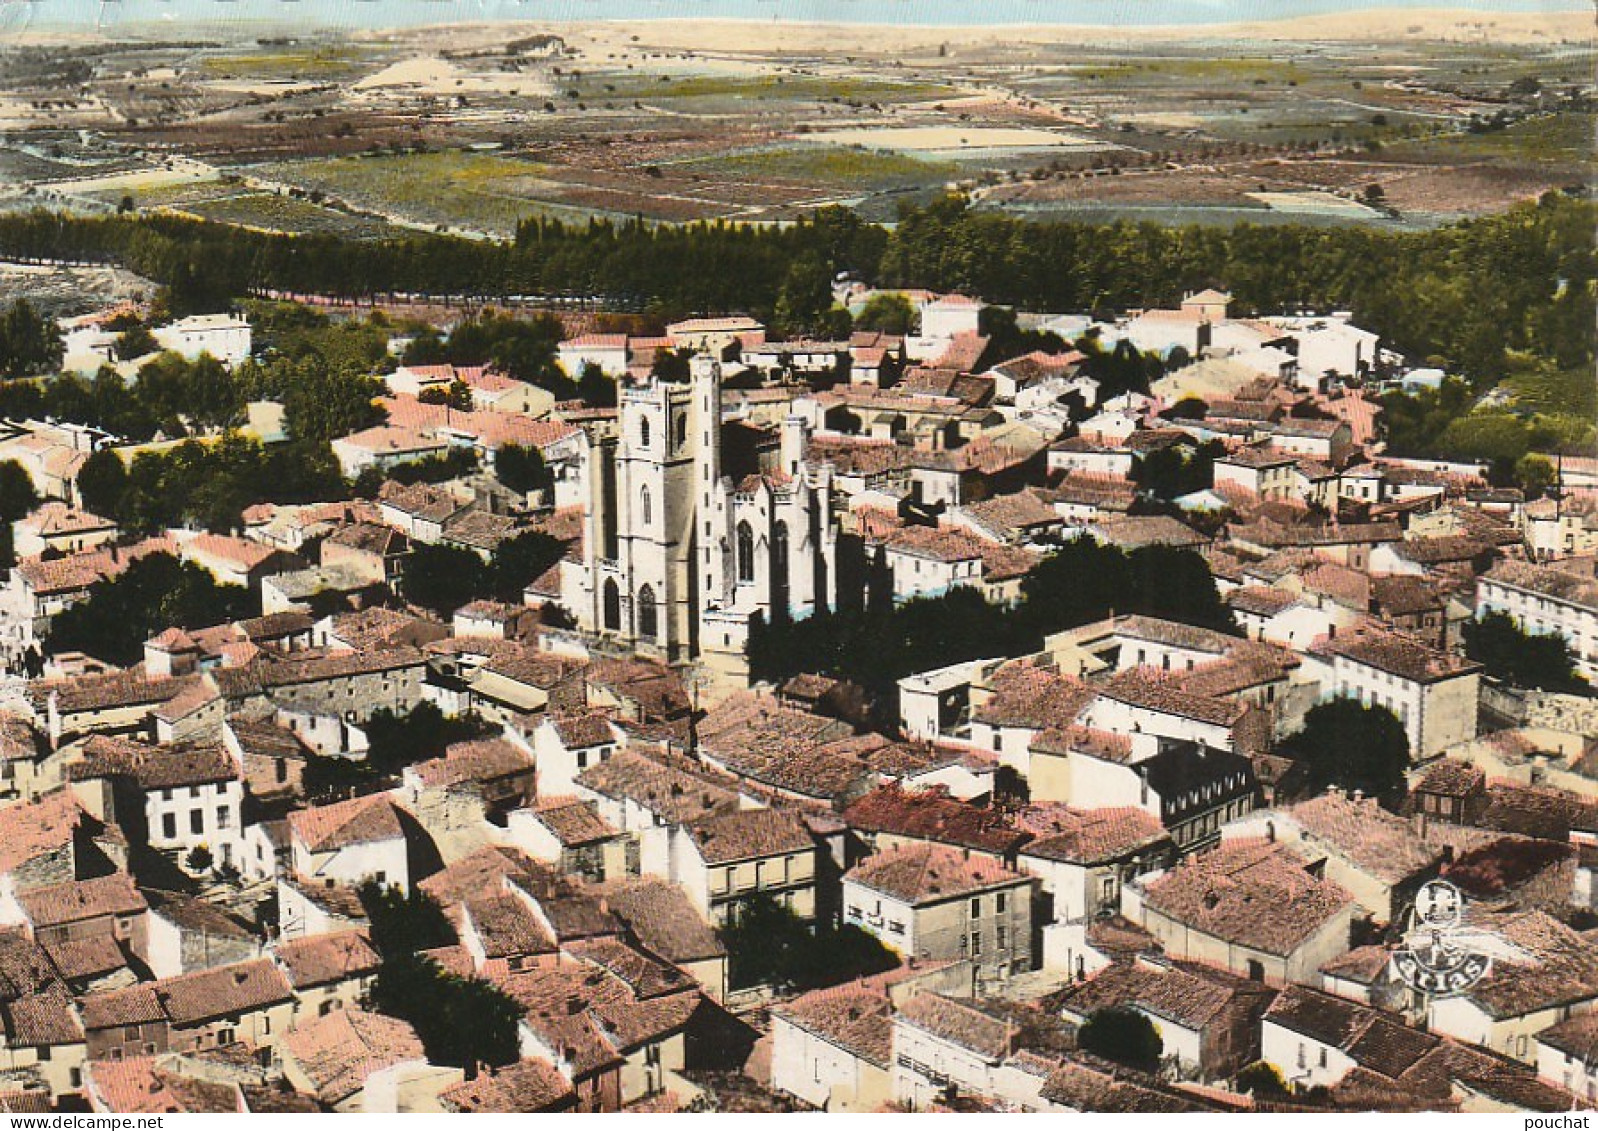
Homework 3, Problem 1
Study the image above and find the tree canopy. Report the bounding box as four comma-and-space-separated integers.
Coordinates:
359, 882, 521, 1076
1463, 610, 1585, 692
1282, 697, 1411, 803
47, 552, 252, 665
0, 191, 1585, 391
719, 893, 897, 992
1077, 1007, 1163, 1072
0, 300, 61, 379
751, 538, 1233, 725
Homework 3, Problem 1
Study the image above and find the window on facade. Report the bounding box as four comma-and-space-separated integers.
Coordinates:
190, 811, 204, 835
997, 926, 1007, 951
163, 814, 177, 840
970, 897, 981, 918
218, 807, 231, 829
602, 579, 622, 631
640, 417, 651, 448
971, 932, 982, 956
640, 486, 652, 526
996, 892, 1007, 913
736, 522, 755, 583
638, 585, 658, 641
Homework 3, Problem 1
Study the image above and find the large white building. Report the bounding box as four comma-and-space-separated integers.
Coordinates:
565, 357, 840, 678
1478, 560, 1598, 681
152, 313, 253, 366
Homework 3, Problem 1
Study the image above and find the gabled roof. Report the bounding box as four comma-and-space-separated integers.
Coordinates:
774, 984, 894, 1068
844, 785, 1030, 856
289, 794, 405, 853
271, 931, 380, 990
684, 808, 813, 865
845, 843, 1028, 905
282, 1008, 425, 1106
1140, 839, 1353, 957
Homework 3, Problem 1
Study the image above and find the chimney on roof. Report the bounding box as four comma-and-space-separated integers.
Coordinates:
566, 995, 584, 1016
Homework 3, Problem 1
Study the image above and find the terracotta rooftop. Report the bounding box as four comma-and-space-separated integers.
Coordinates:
88, 1057, 240, 1114
18, 873, 146, 930
685, 807, 814, 865
972, 661, 1095, 730
1018, 806, 1170, 866
1053, 958, 1270, 1032
271, 931, 380, 990
0, 791, 83, 877
895, 993, 1014, 1061
598, 876, 726, 965
1324, 629, 1482, 684
774, 984, 894, 1068
151, 958, 295, 1026
844, 785, 1030, 856
845, 843, 1028, 905
282, 1008, 425, 1106
410, 738, 534, 790
289, 794, 405, 853
1140, 839, 1353, 957
440, 1057, 574, 1113
1283, 791, 1444, 886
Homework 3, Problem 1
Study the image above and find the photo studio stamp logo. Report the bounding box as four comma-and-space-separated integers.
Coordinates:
1393, 880, 1491, 996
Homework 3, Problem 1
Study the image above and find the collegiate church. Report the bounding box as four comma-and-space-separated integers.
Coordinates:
564, 357, 841, 679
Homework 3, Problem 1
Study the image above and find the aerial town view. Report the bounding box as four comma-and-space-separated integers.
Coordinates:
0, 0, 1590, 1117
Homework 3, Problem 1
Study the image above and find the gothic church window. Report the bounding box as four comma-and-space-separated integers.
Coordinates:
736, 521, 755, 583
640, 486, 652, 526
640, 417, 651, 448
638, 585, 658, 640
603, 579, 621, 631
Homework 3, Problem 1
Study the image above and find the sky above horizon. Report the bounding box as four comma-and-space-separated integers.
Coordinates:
0, 0, 1587, 34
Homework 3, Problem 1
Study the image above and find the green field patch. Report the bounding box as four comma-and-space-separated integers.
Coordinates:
563, 71, 952, 105
670, 144, 962, 190
197, 47, 379, 81
180, 192, 399, 239
1385, 110, 1595, 165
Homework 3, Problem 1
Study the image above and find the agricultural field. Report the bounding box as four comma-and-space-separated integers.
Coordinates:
171, 192, 403, 240
0, 21, 1587, 234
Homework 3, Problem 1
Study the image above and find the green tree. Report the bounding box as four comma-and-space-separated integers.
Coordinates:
113, 325, 158, 361
494, 443, 550, 496
0, 300, 61, 379
358, 880, 458, 958
773, 252, 834, 338
0, 459, 38, 570
359, 883, 520, 1076
75, 448, 128, 517
853, 292, 916, 335
401, 543, 490, 615
1514, 453, 1557, 499
1283, 698, 1411, 802
1236, 1060, 1290, 1098
490, 530, 565, 602
1463, 611, 1584, 692
0, 460, 39, 525
418, 379, 473, 411
1077, 1006, 1163, 1071
47, 552, 253, 665
577, 362, 617, 408
363, 703, 495, 778
718, 892, 897, 992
